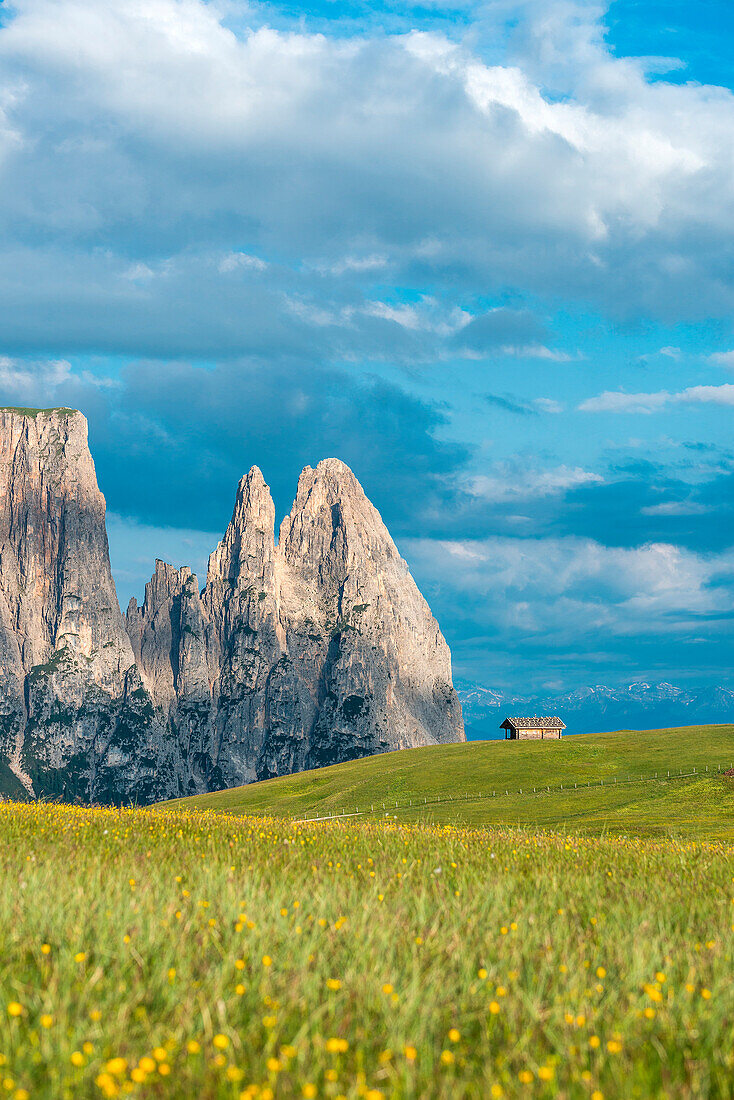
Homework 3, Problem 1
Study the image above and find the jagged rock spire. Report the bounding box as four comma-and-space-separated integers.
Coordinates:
278, 458, 396, 589
207, 465, 275, 586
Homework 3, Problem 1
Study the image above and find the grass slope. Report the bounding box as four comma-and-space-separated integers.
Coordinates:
0, 801, 732, 1098
0, 407, 75, 417
168, 725, 734, 838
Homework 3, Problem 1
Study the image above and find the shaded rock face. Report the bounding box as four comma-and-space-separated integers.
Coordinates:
0, 409, 464, 804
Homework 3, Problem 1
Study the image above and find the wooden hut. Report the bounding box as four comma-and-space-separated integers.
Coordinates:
500, 716, 565, 740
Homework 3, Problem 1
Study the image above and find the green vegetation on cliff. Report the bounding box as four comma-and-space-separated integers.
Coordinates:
0, 407, 76, 418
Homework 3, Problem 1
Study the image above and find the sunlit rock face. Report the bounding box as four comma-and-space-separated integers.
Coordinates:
0, 409, 463, 804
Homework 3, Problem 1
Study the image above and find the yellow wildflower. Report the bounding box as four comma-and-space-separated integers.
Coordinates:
105, 1058, 127, 1075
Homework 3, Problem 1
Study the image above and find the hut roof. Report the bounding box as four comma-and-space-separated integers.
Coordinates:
501, 716, 566, 729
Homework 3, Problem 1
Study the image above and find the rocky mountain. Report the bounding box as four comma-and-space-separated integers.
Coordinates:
458, 680, 734, 738
0, 408, 464, 803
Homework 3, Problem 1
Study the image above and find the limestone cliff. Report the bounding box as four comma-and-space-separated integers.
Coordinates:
0, 408, 157, 803
0, 408, 464, 803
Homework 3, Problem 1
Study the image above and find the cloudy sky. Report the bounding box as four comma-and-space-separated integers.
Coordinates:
1, 0, 733, 694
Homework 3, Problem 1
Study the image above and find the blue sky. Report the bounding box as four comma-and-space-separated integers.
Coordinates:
0, 0, 733, 694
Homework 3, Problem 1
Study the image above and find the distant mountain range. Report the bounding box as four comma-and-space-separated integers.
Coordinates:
457, 680, 734, 738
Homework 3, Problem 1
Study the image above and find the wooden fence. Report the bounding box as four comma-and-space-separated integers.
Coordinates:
289, 762, 734, 823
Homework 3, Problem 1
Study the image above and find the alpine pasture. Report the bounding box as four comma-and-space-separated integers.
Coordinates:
1, 775, 734, 1098
168, 724, 734, 839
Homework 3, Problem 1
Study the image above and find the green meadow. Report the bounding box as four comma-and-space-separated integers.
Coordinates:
2, 726, 734, 1098
168, 725, 734, 838
1, 800, 733, 1099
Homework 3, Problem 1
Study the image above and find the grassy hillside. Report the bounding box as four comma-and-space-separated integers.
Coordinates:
1, 800, 732, 1098
167, 724, 734, 837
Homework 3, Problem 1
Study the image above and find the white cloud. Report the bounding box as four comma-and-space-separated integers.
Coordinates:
404, 534, 734, 638
0, 355, 118, 395
710, 350, 734, 369
122, 262, 156, 281
0, 355, 72, 392
321, 254, 388, 276
2, 0, 734, 345
218, 252, 268, 273
533, 397, 564, 413
498, 345, 577, 361
579, 384, 734, 413
364, 301, 424, 331
0, 354, 122, 398
641, 501, 711, 517
465, 463, 603, 501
